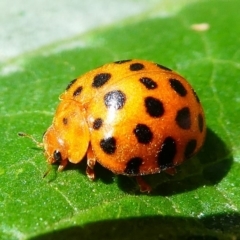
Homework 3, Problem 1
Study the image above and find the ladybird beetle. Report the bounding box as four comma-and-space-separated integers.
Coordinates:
25, 59, 206, 192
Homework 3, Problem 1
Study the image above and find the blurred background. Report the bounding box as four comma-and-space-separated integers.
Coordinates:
0, 0, 165, 61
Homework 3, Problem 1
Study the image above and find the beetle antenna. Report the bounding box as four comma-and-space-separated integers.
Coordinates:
43, 164, 53, 178
18, 132, 43, 148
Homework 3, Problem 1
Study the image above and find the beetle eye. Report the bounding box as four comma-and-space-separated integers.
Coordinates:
53, 150, 62, 163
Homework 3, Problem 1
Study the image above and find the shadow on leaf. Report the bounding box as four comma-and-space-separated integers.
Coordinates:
30, 212, 240, 240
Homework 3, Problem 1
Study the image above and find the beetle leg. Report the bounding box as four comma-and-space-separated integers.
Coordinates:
57, 160, 68, 172
86, 145, 96, 181
165, 167, 177, 176
136, 176, 152, 193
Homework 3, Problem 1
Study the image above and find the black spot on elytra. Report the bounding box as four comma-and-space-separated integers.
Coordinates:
139, 77, 158, 89
73, 86, 83, 97
157, 137, 176, 169
133, 124, 153, 144
53, 150, 62, 163
145, 97, 164, 118
155, 63, 172, 71
130, 63, 144, 71
63, 117, 68, 125
114, 60, 131, 64
100, 137, 116, 154
184, 139, 197, 158
93, 118, 103, 130
192, 89, 200, 103
92, 73, 111, 88
198, 114, 204, 133
66, 79, 77, 90
104, 90, 126, 110
124, 157, 143, 175
175, 107, 191, 129
169, 78, 187, 97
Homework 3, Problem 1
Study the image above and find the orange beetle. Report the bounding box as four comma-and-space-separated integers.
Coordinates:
22, 59, 206, 192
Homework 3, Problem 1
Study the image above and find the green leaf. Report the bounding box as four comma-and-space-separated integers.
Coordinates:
1, 0, 240, 239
